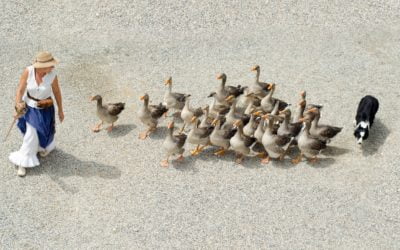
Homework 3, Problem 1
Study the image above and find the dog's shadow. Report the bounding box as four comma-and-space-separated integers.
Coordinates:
29, 149, 121, 194
361, 118, 389, 156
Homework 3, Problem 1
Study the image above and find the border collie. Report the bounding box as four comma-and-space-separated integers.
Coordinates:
353, 95, 379, 144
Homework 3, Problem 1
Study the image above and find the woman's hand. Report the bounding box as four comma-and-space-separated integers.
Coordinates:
58, 110, 64, 123
15, 102, 25, 112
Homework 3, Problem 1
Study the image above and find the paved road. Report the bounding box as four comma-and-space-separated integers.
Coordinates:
1, 1, 400, 248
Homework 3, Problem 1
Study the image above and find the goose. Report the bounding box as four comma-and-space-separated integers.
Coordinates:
161, 121, 187, 167
259, 83, 289, 113
230, 120, 257, 164
180, 95, 203, 133
163, 77, 189, 114
261, 114, 293, 164
208, 92, 231, 119
209, 117, 236, 156
306, 107, 342, 142
277, 108, 302, 138
249, 65, 271, 98
187, 116, 214, 156
216, 73, 245, 101
138, 93, 168, 139
292, 118, 327, 164
91, 95, 125, 132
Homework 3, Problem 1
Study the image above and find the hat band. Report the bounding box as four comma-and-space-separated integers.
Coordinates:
36, 57, 54, 63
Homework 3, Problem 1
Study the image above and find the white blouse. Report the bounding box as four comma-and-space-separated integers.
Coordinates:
23, 65, 57, 108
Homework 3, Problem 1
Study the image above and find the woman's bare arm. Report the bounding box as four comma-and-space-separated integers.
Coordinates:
52, 76, 64, 122
15, 68, 28, 104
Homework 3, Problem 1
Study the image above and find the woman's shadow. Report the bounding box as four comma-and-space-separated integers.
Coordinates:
29, 149, 121, 194
360, 118, 390, 156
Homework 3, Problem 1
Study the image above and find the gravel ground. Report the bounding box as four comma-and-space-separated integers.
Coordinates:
1, 0, 400, 249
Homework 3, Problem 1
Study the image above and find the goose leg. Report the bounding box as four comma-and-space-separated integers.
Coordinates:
308, 156, 319, 164
107, 123, 114, 132
139, 129, 149, 140
179, 123, 186, 134
160, 156, 169, 168
214, 147, 226, 156
235, 153, 244, 164
291, 153, 303, 164
195, 144, 209, 155
139, 127, 156, 140
261, 156, 270, 164
92, 121, 103, 132
256, 152, 267, 158
279, 148, 288, 161
176, 154, 184, 163
191, 145, 200, 156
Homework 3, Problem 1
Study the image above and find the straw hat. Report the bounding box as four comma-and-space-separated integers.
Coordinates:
32, 51, 59, 68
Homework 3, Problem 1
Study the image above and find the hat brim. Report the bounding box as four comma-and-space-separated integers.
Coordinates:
33, 58, 59, 68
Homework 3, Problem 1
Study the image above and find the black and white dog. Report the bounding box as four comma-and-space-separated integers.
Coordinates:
353, 95, 379, 144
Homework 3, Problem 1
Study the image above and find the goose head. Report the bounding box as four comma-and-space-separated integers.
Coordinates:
91, 95, 102, 101
139, 93, 150, 102
267, 83, 275, 91
216, 73, 227, 81
251, 65, 260, 72
300, 90, 306, 99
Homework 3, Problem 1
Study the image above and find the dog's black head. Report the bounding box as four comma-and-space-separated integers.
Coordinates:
354, 122, 370, 144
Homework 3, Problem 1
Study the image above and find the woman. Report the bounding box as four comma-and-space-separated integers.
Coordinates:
9, 51, 64, 177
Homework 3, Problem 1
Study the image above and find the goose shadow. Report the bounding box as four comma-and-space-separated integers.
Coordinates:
148, 126, 168, 140
28, 149, 121, 194
286, 146, 336, 168
306, 157, 336, 168
360, 118, 390, 156
108, 123, 136, 138
176, 145, 265, 169
170, 146, 234, 171
321, 145, 350, 157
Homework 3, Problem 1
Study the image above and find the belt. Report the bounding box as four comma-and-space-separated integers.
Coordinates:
27, 92, 51, 102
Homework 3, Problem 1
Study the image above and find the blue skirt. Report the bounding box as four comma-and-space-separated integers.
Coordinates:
17, 105, 55, 148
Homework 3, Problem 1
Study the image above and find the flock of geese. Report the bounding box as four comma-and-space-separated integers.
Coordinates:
91, 65, 342, 168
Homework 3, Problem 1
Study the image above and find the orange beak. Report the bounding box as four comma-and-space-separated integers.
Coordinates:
139, 95, 145, 100
267, 83, 274, 90
216, 74, 222, 80
307, 107, 319, 113
251, 66, 257, 71
233, 120, 241, 127
225, 95, 234, 102
164, 77, 172, 85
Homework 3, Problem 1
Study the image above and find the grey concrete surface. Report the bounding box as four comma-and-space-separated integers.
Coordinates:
1, 0, 400, 249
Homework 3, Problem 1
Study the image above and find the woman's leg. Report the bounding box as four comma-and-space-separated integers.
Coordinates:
38, 139, 56, 157
9, 123, 40, 176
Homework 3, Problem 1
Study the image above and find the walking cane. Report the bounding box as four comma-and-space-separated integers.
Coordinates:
3, 103, 27, 142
